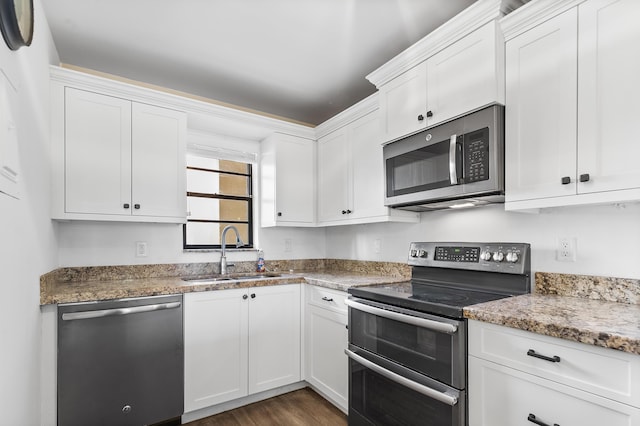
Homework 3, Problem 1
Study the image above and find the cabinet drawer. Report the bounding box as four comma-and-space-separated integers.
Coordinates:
307, 286, 347, 314
469, 356, 640, 426
469, 320, 640, 407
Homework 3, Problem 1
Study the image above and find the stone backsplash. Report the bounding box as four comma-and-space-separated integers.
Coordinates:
535, 272, 640, 305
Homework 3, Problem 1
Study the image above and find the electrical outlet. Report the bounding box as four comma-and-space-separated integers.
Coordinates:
284, 238, 292, 253
374, 239, 382, 254
135, 241, 148, 257
556, 237, 576, 262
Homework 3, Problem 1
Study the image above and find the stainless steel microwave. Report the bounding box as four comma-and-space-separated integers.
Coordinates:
383, 105, 504, 211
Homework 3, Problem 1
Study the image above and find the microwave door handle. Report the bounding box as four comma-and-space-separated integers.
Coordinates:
449, 134, 458, 185
345, 349, 459, 406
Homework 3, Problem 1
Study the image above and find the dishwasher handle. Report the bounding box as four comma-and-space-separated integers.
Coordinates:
62, 301, 181, 321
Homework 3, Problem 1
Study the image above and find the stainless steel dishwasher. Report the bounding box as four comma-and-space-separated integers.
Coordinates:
57, 294, 184, 426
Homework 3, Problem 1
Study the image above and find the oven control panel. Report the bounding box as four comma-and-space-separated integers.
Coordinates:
408, 242, 530, 275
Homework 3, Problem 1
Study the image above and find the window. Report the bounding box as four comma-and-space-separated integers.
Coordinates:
183, 154, 253, 249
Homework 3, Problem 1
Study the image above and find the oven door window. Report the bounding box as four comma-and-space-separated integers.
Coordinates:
349, 306, 463, 387
386, 138, 458, 197
349, 353, 465, 426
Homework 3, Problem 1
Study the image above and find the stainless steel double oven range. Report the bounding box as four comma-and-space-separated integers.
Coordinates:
346, 242, 531, 425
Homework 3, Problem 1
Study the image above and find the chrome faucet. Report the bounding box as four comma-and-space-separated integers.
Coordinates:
220, 225, 245, 275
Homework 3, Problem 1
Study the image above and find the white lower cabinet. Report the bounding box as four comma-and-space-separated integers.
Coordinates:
468, 320, 640, 425
304, 286, 348, 412
184, 284, 301, 413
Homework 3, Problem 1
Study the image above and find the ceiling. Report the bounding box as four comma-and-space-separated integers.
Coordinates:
41, 0, 477, 126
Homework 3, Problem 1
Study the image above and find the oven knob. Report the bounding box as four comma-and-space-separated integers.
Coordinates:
417, 249, 428, 258
506, 252, 519, 263
492, 252, 504, 262
480, 250, 492, 261
410, 249, 418, 257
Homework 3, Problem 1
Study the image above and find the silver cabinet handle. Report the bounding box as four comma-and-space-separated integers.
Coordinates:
62, 302, 181, 321
345, 349, 458, 406
321, 296, 334, 302
449, 134, 458, 185
345, 299, 457, 334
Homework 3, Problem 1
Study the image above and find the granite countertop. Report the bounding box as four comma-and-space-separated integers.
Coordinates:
464, 272, 640, 355
40, 259, 411, 305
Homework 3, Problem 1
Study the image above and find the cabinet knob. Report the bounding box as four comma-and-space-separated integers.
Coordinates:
426, 110, 433, 118
134, 204, 141, 209
561, 176, 571, 185
579, 173, 590, 183
417, 114, 424, 121
123, 203, 130, 209
242, 294, 248, 300
250, 293, 256, 299
277, 212, 282, 217
346, 209, 352, 214
341, 210, 347, 215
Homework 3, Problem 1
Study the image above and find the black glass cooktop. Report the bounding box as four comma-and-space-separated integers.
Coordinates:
348, 280, 514, 319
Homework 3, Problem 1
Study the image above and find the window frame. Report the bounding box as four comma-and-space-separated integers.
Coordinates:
182, 159, 254, 250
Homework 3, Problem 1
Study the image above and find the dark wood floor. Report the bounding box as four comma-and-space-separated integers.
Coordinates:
184, 388, 347, 426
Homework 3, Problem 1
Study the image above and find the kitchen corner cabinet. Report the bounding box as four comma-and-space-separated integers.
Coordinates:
304, 286, 348, 412
505, 0, 640, 210
468, 320, 640, 426
317, 110, 418, 226
260, 133, 315, 227
51, 86, 187, 223
184, 284, 301, 413
378, 21, 504, 143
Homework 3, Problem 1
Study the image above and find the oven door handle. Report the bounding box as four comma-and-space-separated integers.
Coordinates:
345, 349, 459, 406
345, 298, 458, 334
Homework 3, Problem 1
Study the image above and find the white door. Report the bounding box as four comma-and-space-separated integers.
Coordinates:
468, 356, 640, 426
350, 110, 387, 220
577, 0, 640, 194
426, 22, 499, 127
305, 305, 348, 411
317, 129, 350, 223
378, 62, 428, 143
64, 88, 132, 215
184, 289, 249, 412
505, 9, 578, 202
275, 135, 315, 223
248, 284, 301, 394
131, 103, 186, 218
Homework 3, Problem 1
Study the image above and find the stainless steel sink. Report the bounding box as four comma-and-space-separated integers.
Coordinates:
181, 273, 281, 284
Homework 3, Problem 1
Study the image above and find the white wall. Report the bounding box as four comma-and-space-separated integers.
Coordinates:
325, 203, 640, 280
0, 1, 59, 424
57, 221, 326, 267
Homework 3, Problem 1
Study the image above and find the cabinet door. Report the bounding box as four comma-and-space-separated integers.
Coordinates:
248, 284, 301, 394
184, 289, 249, 412
64, 88, 132, 215
350, 110, 387, 220
426, 22, 501, 127
505, 9, 578, 202
131, 103, 186, 219
578, 0, 640, 194
305, 305, 348, 412
317, 129, 350, 223
274, 135, 315, 224
378, 62, 428, 143
469, 356, 640, 426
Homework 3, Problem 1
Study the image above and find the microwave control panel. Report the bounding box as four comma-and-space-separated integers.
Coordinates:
462, 127, 489, 183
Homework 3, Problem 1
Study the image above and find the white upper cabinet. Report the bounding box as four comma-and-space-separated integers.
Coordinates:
504, 8, 578, 203
316, 106, 419, 226
426, 21, 504, 127
52, 85, 187, 222
504, 0, 640, 209
577, 0, 640, 195
378, 62, 428, 143
261, 133, 315, 227
373, 19, 505, 144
